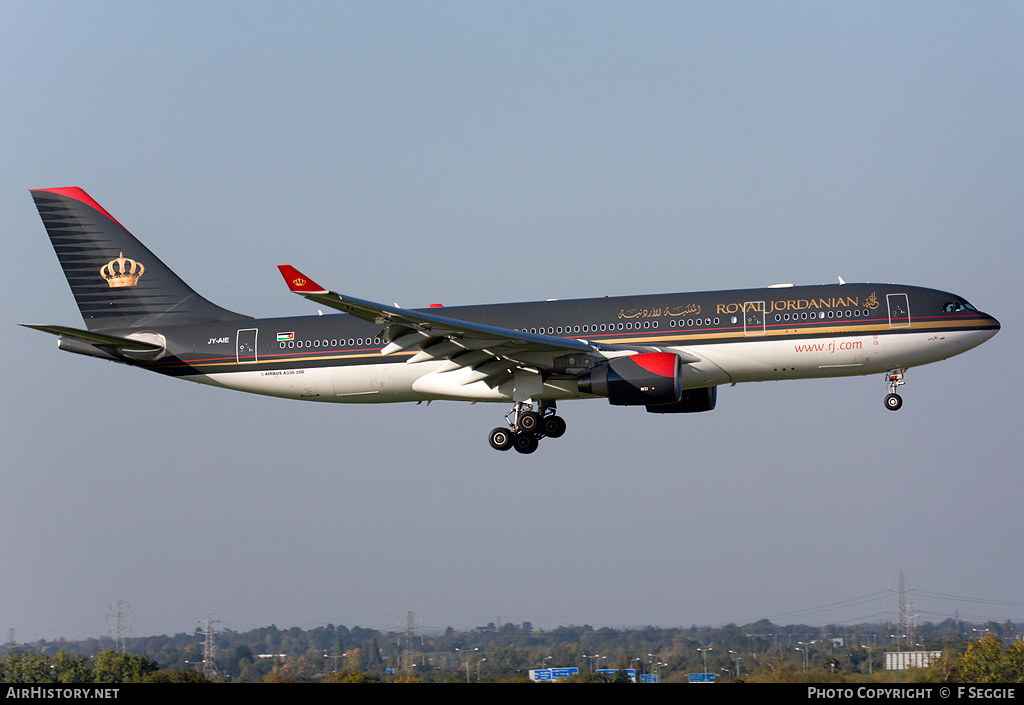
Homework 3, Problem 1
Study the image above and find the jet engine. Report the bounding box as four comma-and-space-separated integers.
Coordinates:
645, 385, 717, 413
577, 352, 683, 406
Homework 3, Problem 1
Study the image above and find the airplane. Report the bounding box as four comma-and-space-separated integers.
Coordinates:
24, 187, 1000, 454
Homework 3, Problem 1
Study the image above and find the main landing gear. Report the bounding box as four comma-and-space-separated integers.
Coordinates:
488, 401, 566, 454
884, 368, 905, 411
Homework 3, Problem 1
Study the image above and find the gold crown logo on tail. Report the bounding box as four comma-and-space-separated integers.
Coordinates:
100, 252, 145, 288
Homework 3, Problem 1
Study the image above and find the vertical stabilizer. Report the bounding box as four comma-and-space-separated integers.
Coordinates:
31, 188, 249, 330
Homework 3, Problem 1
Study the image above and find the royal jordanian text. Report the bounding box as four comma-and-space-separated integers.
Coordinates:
717, 295, 876, 315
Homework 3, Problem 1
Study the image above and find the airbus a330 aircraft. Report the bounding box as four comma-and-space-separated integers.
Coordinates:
25, 187, 1000, 453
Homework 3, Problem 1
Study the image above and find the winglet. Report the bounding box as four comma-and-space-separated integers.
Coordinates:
278, 265, 328, 294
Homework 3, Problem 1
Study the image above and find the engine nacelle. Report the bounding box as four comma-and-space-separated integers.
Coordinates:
577, 352, 683, 406
645, 385, 717, 414
57, 336, 122, 362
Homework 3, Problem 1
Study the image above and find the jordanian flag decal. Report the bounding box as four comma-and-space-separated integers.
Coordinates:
277, 332, 294, 342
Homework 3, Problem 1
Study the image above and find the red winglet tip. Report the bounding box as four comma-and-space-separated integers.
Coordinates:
277, 265, 327, 293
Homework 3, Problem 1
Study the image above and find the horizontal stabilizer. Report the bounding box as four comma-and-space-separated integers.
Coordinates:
20, 324, 165, 351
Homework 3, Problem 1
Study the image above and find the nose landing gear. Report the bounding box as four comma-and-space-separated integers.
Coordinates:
884, 369, 905, 411
488, 401, 566, 453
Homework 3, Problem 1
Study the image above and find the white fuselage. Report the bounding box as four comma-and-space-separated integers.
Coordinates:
187, 326, 996, 404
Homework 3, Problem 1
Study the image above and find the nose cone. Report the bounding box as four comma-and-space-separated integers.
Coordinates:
975, 311, 1000, 344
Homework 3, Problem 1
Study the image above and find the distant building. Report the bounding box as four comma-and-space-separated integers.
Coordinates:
885, 651, 941, 670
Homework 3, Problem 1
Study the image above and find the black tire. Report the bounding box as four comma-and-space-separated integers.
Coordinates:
541, 415, 567, 438
518, 411, 541, 432
884, 393, 903, 411
513, 432, 539, 454
488, 427, 514, 451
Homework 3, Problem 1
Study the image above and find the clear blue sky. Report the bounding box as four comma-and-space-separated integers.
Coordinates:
2, 1, 1021, 642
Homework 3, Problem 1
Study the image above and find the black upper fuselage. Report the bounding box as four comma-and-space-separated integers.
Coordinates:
113, 281, 998, 379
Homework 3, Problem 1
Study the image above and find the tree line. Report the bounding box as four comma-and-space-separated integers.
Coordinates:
3, 617, 1021, 683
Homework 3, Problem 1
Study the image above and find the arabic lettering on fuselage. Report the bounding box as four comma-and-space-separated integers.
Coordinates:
618, 304, 700, 319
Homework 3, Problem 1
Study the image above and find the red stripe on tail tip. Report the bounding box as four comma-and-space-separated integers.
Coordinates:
34, 187, 127, 230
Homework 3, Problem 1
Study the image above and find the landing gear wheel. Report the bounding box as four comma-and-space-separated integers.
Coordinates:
518, 410, 541, 433
884, 369, 906, 412
541, 415, 566, 438
884, 393, 903, 411
513, 433, 539, 454
493, 401, 567, 453
488, 427, 514, 451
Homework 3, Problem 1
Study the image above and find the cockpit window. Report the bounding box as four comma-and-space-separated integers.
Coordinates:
943, 301, 977, 313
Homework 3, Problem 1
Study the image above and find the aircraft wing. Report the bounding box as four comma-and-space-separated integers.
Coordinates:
277, 265, 679, 388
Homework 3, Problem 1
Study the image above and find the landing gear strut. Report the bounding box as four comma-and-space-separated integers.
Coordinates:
884, 369, 905, 411
488, 400, 566, 453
